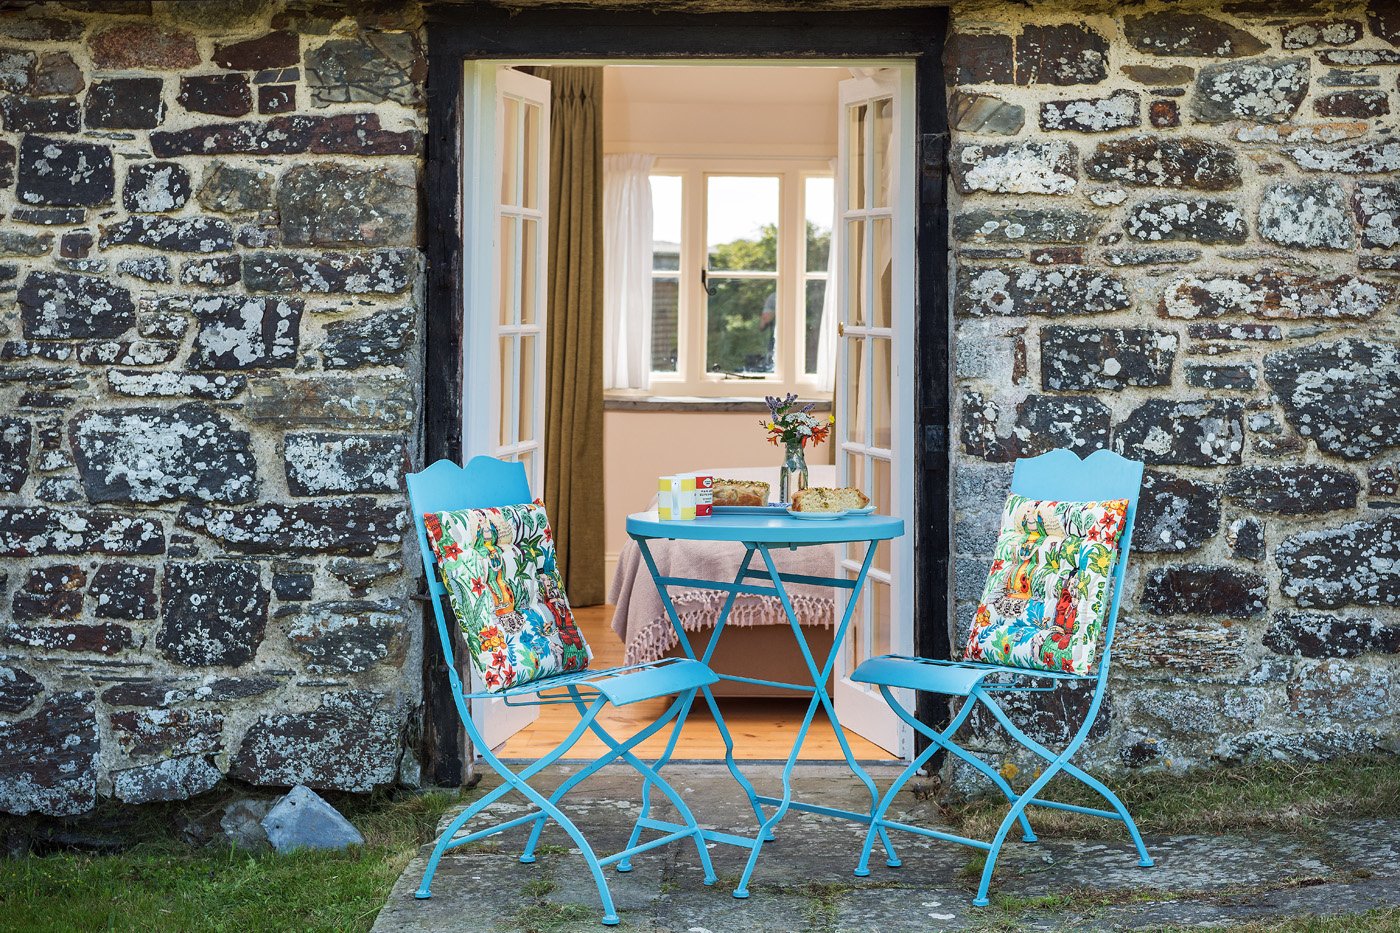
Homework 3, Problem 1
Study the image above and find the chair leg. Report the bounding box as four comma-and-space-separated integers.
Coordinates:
855, 732, 939, 876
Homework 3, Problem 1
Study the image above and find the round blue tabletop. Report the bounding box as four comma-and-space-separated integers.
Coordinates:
626, 510, 905, 545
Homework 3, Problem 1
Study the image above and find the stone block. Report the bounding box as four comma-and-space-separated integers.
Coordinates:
244, 375, 413, 428
89, 24, 199, 70
0, 691, 98, 816
327, 558, 399, 597
1120, 63, 1194, 85
1014, 23, 1107, 86
0, 417, 31, 493
258, 84, 295, 114
214, 31, 300, 71
19, 271, 134, 339
111, 708, 223, 757
283, 432, 404, 496
953, 208, 1100, 245
1114, 615, 1246, 676
1160, 272, 1390, 321
16, 136, 113, 207
278, 162, 415, 247
1125, 198, 1246, 244
4, 622, 135, 655
177, 73, 252, 117
32, 52, 83, 96
1224, 465, 1359, 514
70, 404, 257, 504
1314, 89, 1389, 118
179, 498, 404, 556
1103, 246, 1201, 267
150, 113, 420, 157
1265, 339, 1400, 460
1086, 136, 1241, 190
1192, 57, 1309, 124
1276, 514, 1400, 609
960, 391, 1110, 463
1148, 100, 1180, 128
112, 756, 221, 804
282, 600, 404, 673
0, 230, 53, 258
1185, 363, 1257, 390
11, 564, 85, 620
181, 256, 241, 288
1135, 471, 1220, 554
262, 785, 364, 852
102, 676, 279, 708
1284, 140, 1400, 174
1, 95, 79, 132
1258, 181, 1353, 249
242, 248, 413, 294
1142, 564, 1267, 619
220, 798, 273, 851
0, 665, 44, 714
1354, 181, 1400, 249
1265, 611, 1400, 659
230, 694, 401, 792
307, 33, 421, 106
944, 31, 1013, 85
949, 90, 1022, 135
123, 162, 192, 214
0, 507, 165, 557
951, 141, 1077, 195
321, 306, 414, 369
84, 77, 163, 129
1114, 399, 1244, 466
1287, 660, 1391, 720
1124, 12, 1266, 57
0, 47, 33, 94
188, 296, 302, 369
273, 571, 313, 601
1283, 20, 1363, 49
159, 561, 269, 666
90, 563, 157, 621
197, 162, 274, 214
99, 216, 233, 253
1371, 0, 1400, 46
1040, 326, 1176, 390
1039, 89, 1138, 132
120, 257, 172, 284
1227, 517, 1265, 561
107, 370, 246, 401
956, 265, 1128, 317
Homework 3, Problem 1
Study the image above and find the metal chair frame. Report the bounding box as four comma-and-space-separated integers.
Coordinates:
849, 448, 1154, 906
406, 457, 720, 926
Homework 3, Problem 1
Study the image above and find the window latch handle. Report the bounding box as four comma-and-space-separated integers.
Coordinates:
700, 268, 718, 297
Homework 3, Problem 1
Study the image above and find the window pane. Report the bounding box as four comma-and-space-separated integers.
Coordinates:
500, 97, 519, 207
520, 217, 538, 325
846, 218, 867, 326
650, 175, 682, 271
651, 275, 679, 373
844, 335, 866, 445
519, 334, 536, 444
847, 103, 867, 210
707, 176, 779, 272
706, 275, 776, 375
498, 214, 518, 325
804, 278, 826, 376
522, 102, 541, 210
872, 216, 892, 329
872, 97, 893, 209
804, 176, 834, 273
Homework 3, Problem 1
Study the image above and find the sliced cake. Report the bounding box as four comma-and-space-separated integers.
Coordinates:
790, 487, 870, 512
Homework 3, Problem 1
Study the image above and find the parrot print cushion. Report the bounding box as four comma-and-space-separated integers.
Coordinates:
425, 500, 591, 692
964, 495, 1129, 676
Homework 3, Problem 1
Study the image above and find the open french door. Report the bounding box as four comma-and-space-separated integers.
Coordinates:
461, 64, 551, 751
831, 70, 915, 758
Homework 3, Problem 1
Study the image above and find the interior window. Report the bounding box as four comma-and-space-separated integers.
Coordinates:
705, 175, 780, 377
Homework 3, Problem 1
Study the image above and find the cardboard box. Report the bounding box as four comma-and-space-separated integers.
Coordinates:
658, 475, 695, 521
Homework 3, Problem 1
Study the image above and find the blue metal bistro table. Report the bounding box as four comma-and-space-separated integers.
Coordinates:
623, 509, 907, 898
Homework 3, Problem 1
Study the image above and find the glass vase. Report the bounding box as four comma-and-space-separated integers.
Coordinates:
778, 440, 809, 507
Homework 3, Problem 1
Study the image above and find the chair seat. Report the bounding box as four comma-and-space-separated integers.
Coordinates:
480, 658, 718, 707
852, 655, 1091, 697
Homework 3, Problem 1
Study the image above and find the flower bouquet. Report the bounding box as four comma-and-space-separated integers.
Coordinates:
762, 394, 835, 505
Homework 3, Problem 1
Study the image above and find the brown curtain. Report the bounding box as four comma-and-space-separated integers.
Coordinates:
543, 66, 606, 606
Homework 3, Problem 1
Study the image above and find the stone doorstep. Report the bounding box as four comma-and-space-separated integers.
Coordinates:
370, 765, 1400, 932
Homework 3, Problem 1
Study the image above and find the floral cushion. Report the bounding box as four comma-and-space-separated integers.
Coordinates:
425, 500, 591, 692
964, 495, 1129, 676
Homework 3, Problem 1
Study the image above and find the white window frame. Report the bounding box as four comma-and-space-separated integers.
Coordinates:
617, 157, 834, 399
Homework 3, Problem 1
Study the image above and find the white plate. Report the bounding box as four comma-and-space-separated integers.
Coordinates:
786, 508, 845, 520
847, 505, 876, 515
713, 504, 785, 515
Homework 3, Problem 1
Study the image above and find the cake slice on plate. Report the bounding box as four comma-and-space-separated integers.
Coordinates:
790, 487, 870, 512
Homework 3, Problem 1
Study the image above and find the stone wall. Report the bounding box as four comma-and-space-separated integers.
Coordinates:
0, 1, 426, 815
948, 0, 1400, 774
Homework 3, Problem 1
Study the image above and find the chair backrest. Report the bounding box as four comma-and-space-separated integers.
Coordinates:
404, 456, 533, 675
1009, 448, 1144, 660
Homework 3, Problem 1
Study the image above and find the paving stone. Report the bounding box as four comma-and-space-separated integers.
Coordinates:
179, 497, 404, 556
960, 391, 1110, 463
0, 665, 44, 714
1141, 565, 1267, 619
944, 32, 1013, 85
263, 784, 365, 852
1276, 513, 1400, 609
953, 208, 1100, 245
320, 306, 414, 369
99, 216, 233, 253
1039, 326, 1176, 390
84, 77, 163, 129
1257, 180, 1352, 249
283, 432, 404, 495
123, 162, 191, 214
1114, 399, 1245, 466
1124, 198, 1246, 243
956, 265, 1128, 317
70, 404, 257, 504
16, 136, 113, 207
1124, 12, 1266, 57
242, 248, 414, 294
177, 73, 252, 117
1039, 89, 1138, 132
278, 162, 416, 247
89, 23, 199, 70
1160, 271, 1390, 321
1135, 471, 1220, 554
1265, 611, 1400, 659
1015, 23, 1108, 86
230, 693, 401, 792
159, 560, 268, 666
951, 141, 1077, 195
1223, 465, 1359, 514
150, 113, 421, 158
214, 30, 300, 71
1264, 338, 1400, 460
1353, 181, 1400, 248
948, 90, 1023, 135
1284, 139, 1400, 174
0, 691, 98, 817
1191, 57, 1309, 124
306, 33, 422, 106
1, 95, 79, 133
282, 599, 405, 673
1227, 517, 1266, 562
1085, 136, 1241, 190
112, 756, 221, 804
19, 270, 134, 339
188, 295, 302, 370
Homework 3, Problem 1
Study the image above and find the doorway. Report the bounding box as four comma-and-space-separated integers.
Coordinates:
420, 9, 951, 785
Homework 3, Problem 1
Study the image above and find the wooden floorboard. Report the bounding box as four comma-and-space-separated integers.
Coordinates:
497, 605, 896, 761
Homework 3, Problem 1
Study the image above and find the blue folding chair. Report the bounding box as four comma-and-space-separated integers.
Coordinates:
850, 448, 1153, 905
406, 457, 720, 926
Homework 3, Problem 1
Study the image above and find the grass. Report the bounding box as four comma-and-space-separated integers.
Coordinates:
945, 754, 1400, 842
0, 789, 463, 933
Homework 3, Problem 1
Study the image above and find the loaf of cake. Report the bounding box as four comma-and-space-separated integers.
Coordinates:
712, 478, 770, 507
790, 487, 870, 512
